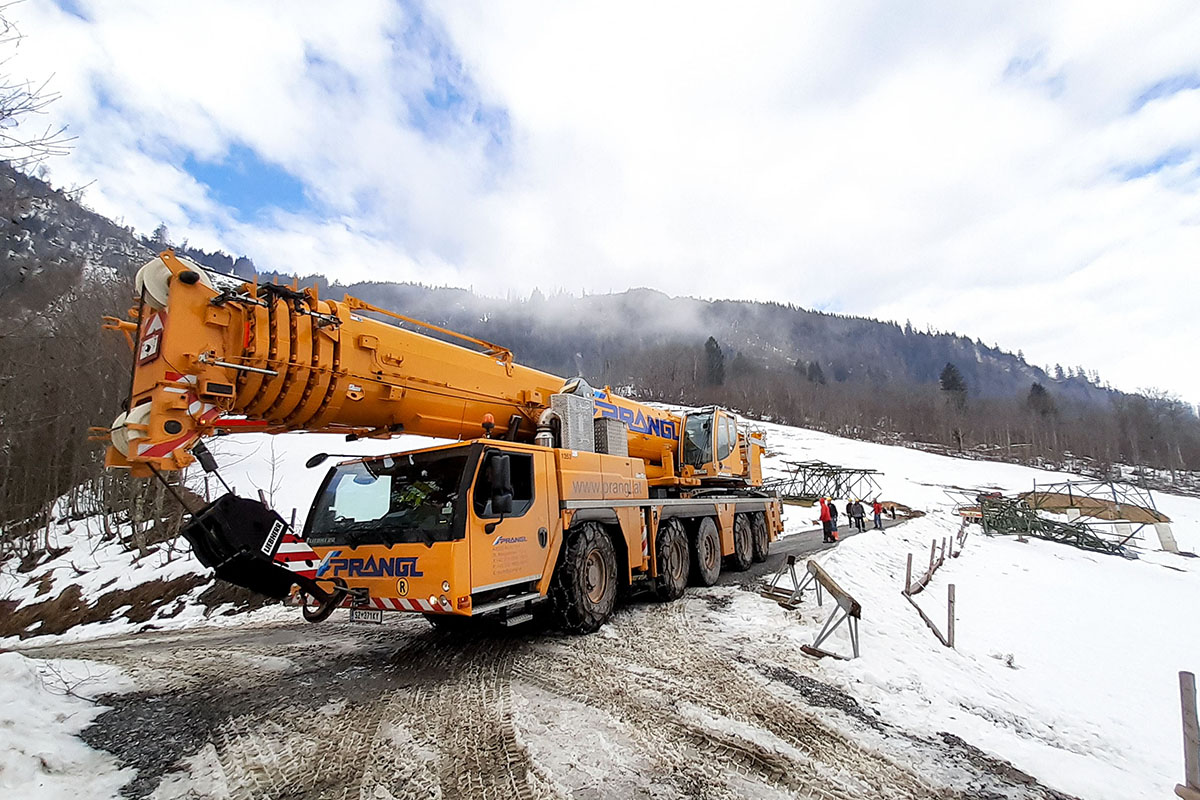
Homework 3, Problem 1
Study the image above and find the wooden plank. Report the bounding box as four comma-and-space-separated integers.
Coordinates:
903, 591, 949, 647
947, 584, 956, 649
1183, 671, 1200, 791
904, 552, 913, 596
805, 560, 861, 618
801, 643, 850, 661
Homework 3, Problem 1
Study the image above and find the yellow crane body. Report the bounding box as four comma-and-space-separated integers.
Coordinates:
104, 252, 781, 632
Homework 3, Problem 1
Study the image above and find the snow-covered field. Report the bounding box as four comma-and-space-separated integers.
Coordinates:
2, 420, 1198, 798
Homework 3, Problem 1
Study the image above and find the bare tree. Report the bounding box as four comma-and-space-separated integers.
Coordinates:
0, 5, 74, 167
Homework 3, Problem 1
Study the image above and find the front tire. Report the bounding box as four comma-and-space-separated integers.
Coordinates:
654, 518, 690, 600
750, 511, 770, 563
550, 522, 618, 634
690, 517, 722, 586
727, 514, 753, 572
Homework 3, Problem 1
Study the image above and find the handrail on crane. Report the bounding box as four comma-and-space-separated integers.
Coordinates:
341, 295, 515, 373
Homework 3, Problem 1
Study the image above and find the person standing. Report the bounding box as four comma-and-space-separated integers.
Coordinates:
872, 499, 884, 530
818, 497, 834, 543
828, 498, 839, 535
852, 499, 866, 532
844, 500, 854, 525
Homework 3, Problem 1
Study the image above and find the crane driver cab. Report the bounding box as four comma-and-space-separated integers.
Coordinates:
680, 407, 742, 480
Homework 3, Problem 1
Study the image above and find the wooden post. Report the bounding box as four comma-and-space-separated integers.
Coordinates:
1180, 671, 1200, 800
905, 552, 913, 596
947, 584, 956, 649
928, 539, 936, 578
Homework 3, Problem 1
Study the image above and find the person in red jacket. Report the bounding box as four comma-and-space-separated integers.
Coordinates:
872, 499, 884, 530
818, 497, 837, 543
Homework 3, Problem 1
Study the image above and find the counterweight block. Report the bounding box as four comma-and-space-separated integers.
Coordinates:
182, 493, 320, 600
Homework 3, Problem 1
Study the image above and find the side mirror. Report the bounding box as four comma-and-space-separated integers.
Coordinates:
306, 453, 330, 469
488, 451, 514, 515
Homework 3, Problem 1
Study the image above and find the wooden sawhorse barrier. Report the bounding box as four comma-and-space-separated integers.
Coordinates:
762, 556, 861, 660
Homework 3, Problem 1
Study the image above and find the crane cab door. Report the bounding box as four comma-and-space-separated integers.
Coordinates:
467, 447, 554, 596
680, 409, 743, 480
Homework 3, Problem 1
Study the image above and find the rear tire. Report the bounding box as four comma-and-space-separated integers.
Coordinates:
750, 511, 770, 563
727, 514, 753, 572
654, 518, 690, 600
550, 522, 618, 634
690, 517, 722, 586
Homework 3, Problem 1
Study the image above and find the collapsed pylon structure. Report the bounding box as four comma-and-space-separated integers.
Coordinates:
976, 493, 1133, 557
764, 460, 882, 504
1024, 479, 1168, 524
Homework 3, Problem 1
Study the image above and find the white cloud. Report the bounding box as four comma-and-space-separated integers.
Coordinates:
11, 0, 1200, 401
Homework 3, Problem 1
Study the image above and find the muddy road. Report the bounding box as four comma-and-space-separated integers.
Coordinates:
26, 580, 1075, 800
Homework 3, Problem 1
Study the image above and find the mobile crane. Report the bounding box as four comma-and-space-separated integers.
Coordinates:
103, 252, 784, 632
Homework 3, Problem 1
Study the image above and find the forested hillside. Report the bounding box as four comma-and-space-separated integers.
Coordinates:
2, 162, 1199, 563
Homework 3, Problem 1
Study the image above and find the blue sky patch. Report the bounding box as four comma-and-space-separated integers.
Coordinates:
184, 145, 310, 220
52, 0, 90, 21
1129, 74, 1200, 113
391, 4, 511, 155
1117, 147, 1192, 180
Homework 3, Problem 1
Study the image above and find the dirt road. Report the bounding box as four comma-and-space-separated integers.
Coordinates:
26, 572, 1075, 800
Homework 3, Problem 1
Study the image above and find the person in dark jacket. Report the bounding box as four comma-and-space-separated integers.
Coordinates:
828, 499, 839, 534
851, 500, 866, 532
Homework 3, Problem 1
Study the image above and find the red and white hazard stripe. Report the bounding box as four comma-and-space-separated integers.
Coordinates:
135, 371, 219, 459
337, 596, 452, 613
272, 533, 320, 580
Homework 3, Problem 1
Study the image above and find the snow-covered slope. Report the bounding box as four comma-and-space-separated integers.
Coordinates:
751, 420, 1200, 800
3, 420, 1198, 799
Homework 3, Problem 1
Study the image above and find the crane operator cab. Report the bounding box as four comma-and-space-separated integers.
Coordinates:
680, 407, 743, 481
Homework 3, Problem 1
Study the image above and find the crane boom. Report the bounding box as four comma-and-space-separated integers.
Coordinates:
105, 252, 686, 478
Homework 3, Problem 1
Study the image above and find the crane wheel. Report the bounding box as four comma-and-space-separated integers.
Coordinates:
727, 514, 753, 572
750, 511, 770, 563
654, 518, 690, 601
689, 517, 722, 587
301, 578, 345, 623
550, 522, 618, 634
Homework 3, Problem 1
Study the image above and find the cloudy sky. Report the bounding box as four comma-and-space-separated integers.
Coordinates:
13, 1, 1200, 402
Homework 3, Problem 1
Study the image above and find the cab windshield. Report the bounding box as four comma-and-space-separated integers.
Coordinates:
306, 449, 470, 546
682, 411, 714, 467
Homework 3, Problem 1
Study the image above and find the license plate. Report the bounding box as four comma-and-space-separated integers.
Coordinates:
349, 607, 383, 624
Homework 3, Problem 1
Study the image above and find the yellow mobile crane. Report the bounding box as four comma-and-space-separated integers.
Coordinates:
103, 252, 783, 632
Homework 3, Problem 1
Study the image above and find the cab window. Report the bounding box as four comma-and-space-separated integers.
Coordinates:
716, 416, 732, 460
473, 451, 534, 518
718, 417, 736, 460
682, 412, 714, 466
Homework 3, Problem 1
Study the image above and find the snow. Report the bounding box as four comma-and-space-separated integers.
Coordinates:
0, 653, 134, 800
746, 420, 1200, 800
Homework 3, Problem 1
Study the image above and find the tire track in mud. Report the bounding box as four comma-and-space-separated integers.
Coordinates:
37, 622, 548, 800
512, 600, 922, 800
195, 630, 550, 800
35, 592, 1078, 800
